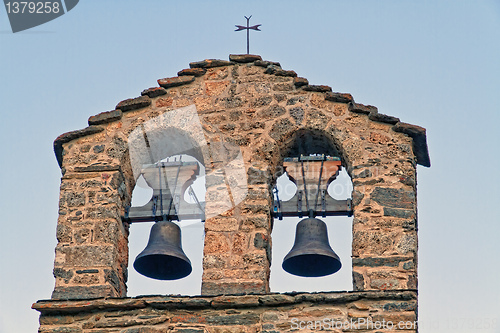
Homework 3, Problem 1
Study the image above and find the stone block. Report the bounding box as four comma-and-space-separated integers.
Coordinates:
289, 106, 304, 124
242, 215, 270, 229
258, 105, 285, 118
141, 87, 167, 98
371, 187, 415, 210
382, 301, 417, 312
349, 102, 378, 114
211, 294, 260, 308
254, 60, 281, 67
157, 75, 195, 88
54, 125, 105, 167
393, 122, 430, 167
205, 81, 230, 96
352, 257, 411, 267
201, 281, 267, 296
58, 245, 117, 267
39, 326, 82, 333
229, 54, 262, 63
368, 111, 400, 125
353, 271, 365, 291
264, 65, 297, 77
190, 59, 234, 68
325, 92, 354, 103
293, 77, 308, 87
205, 312, 260, 326
247, 166, 270, 185
302, 85, 332, 92
384, 207, 415, 219
115, 96, 151, 112
178, 67, 207, 77
204, 232, 230, 254
51, 285, 115, 300
205, 217, 239, 232
269, 118, 295, 142
88, 109, 122, 126
259, 294, 295, 306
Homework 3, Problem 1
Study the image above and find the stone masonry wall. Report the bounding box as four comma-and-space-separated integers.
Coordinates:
34, 291, 418, 333
36, 54, 429, 332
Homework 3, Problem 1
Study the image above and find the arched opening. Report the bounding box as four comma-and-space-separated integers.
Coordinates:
270, 129, 354, 292
127, 154, 206, 296
124, 104, 249, 296
125, 106, 210, 296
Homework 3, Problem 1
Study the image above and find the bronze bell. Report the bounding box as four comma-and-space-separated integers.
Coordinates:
134, 221, 192, 280
282, 218, 341, 277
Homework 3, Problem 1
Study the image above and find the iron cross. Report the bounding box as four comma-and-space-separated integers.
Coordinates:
235, 15, 261, 54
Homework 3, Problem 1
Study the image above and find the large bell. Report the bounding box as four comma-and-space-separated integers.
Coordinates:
282, 218, 341, 277
134, 221, 192, 280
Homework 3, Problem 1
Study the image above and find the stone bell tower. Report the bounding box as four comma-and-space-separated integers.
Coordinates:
33, 54, 429, 332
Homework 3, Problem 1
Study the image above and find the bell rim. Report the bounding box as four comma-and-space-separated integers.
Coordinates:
282, 253, 342, 277
282, 246, 340, 263
133, 253, 192, 280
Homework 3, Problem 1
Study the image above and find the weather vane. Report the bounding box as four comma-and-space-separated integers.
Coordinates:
235, 15, 261, 54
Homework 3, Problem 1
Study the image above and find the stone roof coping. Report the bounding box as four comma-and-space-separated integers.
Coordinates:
33, 290, 417, 315
53, 54, 430, 168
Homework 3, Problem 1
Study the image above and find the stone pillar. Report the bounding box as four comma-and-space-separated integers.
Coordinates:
52, 167, 129, 299
350, 158, 418, 291
201, 160, 272, 295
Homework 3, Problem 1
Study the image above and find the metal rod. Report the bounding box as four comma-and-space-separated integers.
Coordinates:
167, 159, 182, 219
188, 186, 204, 213
300, 159, 310, 212
313, 158, 324, 212
158, 165, 163, 217
246, 16, 250, 54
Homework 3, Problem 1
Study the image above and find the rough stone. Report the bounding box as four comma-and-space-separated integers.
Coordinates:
116, 96, 151, 112
51, 285, 115, 300
177, 68, 207, 77
349, 102, 378, 114
53, 268, 73, 283
93, 145, 105, 154
352, 272, 365, 291
189, 59, 234, 68
368, 111, 400, 124
371, 187, 415, 210
229, 54, 262, 63
393, 122, 431, 167
88, 110, 122, 126
289, 107, 304, 125
201, 281, 266, 296
269, 118, 295, 142
39, 327, 82, 333
54, 125, 105, 167
384, 207, 415, 219
293, 77, 309, 87
352, 257, 411, 267
140, 87, 167, 98
157, 75, 195, 88
302, 85, 332, 92
254, 60, 281, 67
325, 92, 354, 103
264, 66, 297, 77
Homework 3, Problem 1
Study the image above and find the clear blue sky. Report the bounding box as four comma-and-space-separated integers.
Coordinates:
1, 1, 499, 332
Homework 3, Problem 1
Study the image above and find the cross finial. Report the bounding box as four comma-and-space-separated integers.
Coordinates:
235, 15, 261, 54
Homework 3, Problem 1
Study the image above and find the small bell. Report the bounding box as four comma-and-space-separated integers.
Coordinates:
282, 218, 341, 277
134, 221, 192, 280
